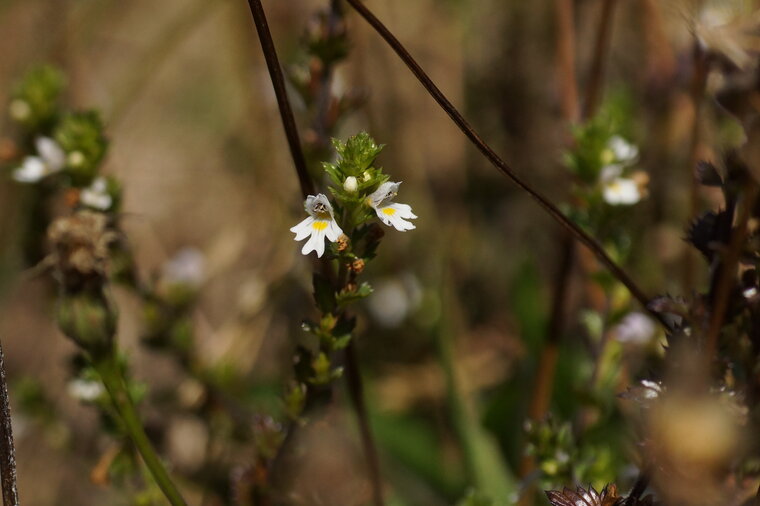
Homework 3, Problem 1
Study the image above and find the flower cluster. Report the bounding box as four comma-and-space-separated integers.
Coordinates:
4, 66, 119, 213
598, 135, 646, 206
290, 132, 417, 258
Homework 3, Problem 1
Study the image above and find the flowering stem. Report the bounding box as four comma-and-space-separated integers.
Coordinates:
344, 0, 671, 331
245, 0, 315, 199
0, 340, 19, 506
93, 353, 187, 506
244, 2, 384, 502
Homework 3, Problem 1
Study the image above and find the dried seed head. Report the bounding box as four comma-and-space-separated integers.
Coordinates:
337, 234, 350, 252
48, 211, 116, 290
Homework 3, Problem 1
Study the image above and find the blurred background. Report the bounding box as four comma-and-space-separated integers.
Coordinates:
0, 0, 753, 504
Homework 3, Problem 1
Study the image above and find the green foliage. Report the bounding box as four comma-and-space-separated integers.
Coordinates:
457, 489, 495, 506
9, 65, 65, 130
54, 111, 108, 185
331, 132, 384, 175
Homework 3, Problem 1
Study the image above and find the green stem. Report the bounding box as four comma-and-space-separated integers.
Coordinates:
94, 354, 187, 506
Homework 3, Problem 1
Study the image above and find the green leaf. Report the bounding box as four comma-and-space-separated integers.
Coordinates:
336, 281, 373, 307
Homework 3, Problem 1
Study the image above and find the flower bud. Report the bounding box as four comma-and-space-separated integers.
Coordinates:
343, 176, 358, 193
56, 292, 117, 356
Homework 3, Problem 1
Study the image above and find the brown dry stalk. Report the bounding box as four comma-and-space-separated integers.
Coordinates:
343, 0, 671, 331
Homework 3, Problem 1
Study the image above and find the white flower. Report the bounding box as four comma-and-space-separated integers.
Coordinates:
12, 136, 66, 183
80, 177, 113, 210
67, 378, 105, 402
613, 312, 656, 344
290, 193, 344, 258
367, 181, 417, 232
608, 135, 638, 163
163, 247, 206, 287
343, 176, 358, 193
602, 177, 641, 205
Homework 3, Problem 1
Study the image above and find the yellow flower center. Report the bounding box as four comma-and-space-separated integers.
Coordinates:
382, 207, 396, 216
312, 221, 328, 231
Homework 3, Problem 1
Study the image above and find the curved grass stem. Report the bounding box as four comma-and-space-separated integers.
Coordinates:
94, 354, 187, 506
344, 0, 671, 331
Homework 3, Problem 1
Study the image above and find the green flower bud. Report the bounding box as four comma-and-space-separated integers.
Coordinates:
56, 292, 117, 356
343, 175, 358, 193
54, 111, 108, 186
10, 65, 65, 129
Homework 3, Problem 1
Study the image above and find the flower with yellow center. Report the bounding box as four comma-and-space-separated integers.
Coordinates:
367, 182, 417, 232
290, 194, 344, 258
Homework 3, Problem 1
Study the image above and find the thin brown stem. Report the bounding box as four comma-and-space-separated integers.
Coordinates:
0, 341, 19, 506
555, 0, 579, 123
344, 0, 671, 331
583, 0, 618, 119
245, 0, 315, 199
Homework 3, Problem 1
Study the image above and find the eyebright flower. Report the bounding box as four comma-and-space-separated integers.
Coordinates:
367, 182, 417, 231
12, 136, 66, 183
80, 177, 112, 210
290, 194, 344, 258
599, 165, 642, 206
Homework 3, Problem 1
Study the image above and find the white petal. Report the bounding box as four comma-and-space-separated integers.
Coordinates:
301, 228, 327, 257
388, 214, 416, 231
80, 188, 112, 210
314, 229, 327, 257
376, 204, 416, 231
389, 203, 417, 219
35, 136, 66, 171
290, 217, 315, 241
13, 156, 47, 183
608, 135, 638, 162
325, 219, 343, 242
603, 178, 640, 205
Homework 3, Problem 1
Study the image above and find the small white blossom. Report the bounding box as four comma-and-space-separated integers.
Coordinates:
613, 312, 656, 344
290, 194, 344, 257
343, 176, 358, 193
602, 177, 641, 205
67, 378, 105, 402
367, 182, 417, 231
80, 177, 113, 210
163, 247, 206, 287
608, 135, 638, 163
12, 136, 66, 183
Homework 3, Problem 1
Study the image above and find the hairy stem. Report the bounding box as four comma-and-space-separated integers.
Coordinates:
344, 0, 671, 331
0, 341, 19, 506
94, 354, 187, 506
